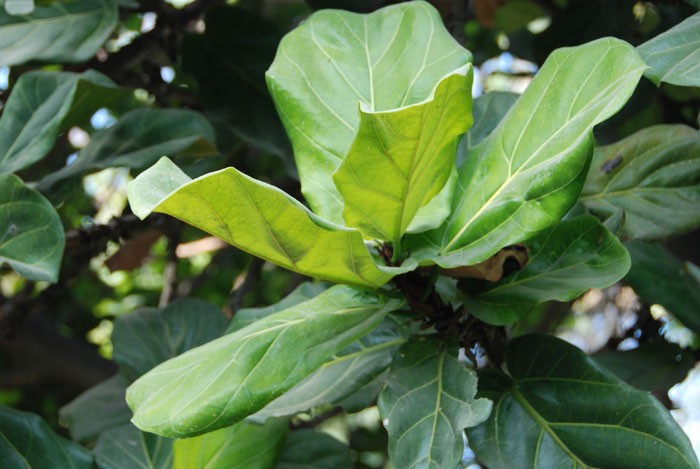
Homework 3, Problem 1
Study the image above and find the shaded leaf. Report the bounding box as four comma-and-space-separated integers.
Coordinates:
461, 91, 519, 154
128, 157, 411, 288
467, 333, 699, 469
277, 429, 353, 469
112, 298, 227, 380
266, 1, 471, 223
0, 0, 117, 66
463, 216, 630, 325
410, 38, 647, 268
377, 338, 491, 469
0, 174, 64, 283
173, 419, 287, 469
126, 285, 402, 437
333, 66, 473, 243
93, 424, 172, 469
0, 406, 94, 469
638, 12, 700, 87
581, 124, 700, 240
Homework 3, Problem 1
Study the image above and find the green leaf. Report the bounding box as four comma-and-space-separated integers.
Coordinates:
0, 405, 94, 469
128, 157, 411, 288
59, 374, 131, 443
126, 285, 402, 438
93, 424, 172, 469
637, 12, 700, 87
174, 419, 286, 469
266, 1, 471, 223
467, 333, 699, 469
0, 0, 117, 66
4, 0, 34, 15
462, 91, 519, 153
580, 124, 700, 241
411, 38, 647, 268
624, 241, 700, 333
277, 430, 353, 469
0, 174, 64, 283
332, 66, 473, 243
0, 70, 125, 174
463, 216, 631, 325
251, 316, 408, 421
112, 298, 228, 380
38, 108, 218, 190
377, 338, 492, 469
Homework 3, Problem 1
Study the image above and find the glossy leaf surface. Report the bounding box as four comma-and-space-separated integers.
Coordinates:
128, 157, 409, 288
93, 424, 172, 469
378, 338, 491, 469
581, 124, 700, 240
467, 333, 699, 469
637, 12, 700, 87
413, 38, 647, 268
0, 0, 117, 66
127, 285, 401, 437
0, 174, 64, 283
266, 1, 471, 223
333, 67, 472, 242
277, 430, 353, 469
463, 216, 631, 325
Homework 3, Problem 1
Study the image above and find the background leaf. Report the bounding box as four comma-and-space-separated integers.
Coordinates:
467, 333, 699, 469
377, 338, 491, 469
0, 174, 64, 283
277, 429, 353, 469
461, 91, 519, 153
93, 424, 172, 469
4, 0, 34, 15
266, 1, 471, 223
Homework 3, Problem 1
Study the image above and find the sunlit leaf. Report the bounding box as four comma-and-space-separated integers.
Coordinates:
277, 430, 353, 469
93, 424, 172, 469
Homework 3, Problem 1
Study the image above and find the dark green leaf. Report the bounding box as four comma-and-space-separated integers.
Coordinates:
0, 405, 94, 469
126, 285, 402, 438
0, 0, 117, 66
378, 338, 491, 469
0, 174, 64, 283
463, 216, 631, 325
277, 429, 353, 469
467, 333, 699, 469
93, 424, 172, 469
461, 91, 519, 153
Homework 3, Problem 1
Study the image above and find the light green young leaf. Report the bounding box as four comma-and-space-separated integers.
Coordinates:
467, 333, 699, 469
173, 419, 287, 469
277, 430, 353, 469
128, 157, 411, 288
410, 38, 647, 268
377, 338, 491, 469
0, 70, 126, 174
637, 12, 700, 87
126, 285, 402, 438
0, 0, 117, 66
581, 124, 700, 240
463, 216, 630, 325
0, 174, 64, 283
333, 66, 473, 243
266, 1, 471, 223
93, 424, 172, 469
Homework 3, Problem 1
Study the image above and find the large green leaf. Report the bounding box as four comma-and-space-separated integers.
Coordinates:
0, 406, 94, 469
333, 66, 472, 244
467, 333, 699, 469
581, 124, 700, 240
0, 0, 117, 66
624, 241, 700, 333
637, 12, 700, 87
126, 285, 402, 437
128, 157, 411, 288
0, 174, 64, 283
173, 419, 287, 469
377, 338, 492, 469
410, 38, 647, 268
38, 108, 218, 190
461, 90, 519, 154
112, 299, 227, 380
93, 424, 172, 469
277, 430, 353, 469
0, 70, 125, 174
463, 216, 631, 325
266, 1, 471, 223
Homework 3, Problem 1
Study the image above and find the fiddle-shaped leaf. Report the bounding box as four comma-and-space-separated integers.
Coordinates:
128, 157, 411, 288
410, 38, 647, 268
463, 216, 630, 325
266, 1, 471, 224
277, 430, 353, 469
126, 285, 402, 438
581, 124, 700, 241
93, 424, 172, 469
467, 333, 699, 469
